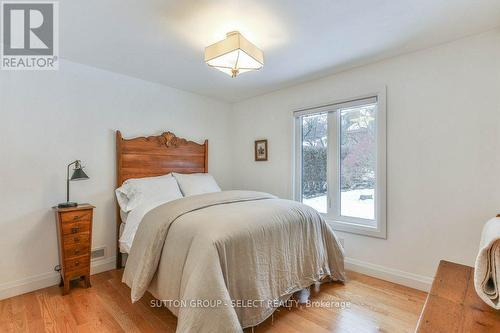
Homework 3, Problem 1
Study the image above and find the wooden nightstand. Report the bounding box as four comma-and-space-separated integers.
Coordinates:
53, 204, 94, 295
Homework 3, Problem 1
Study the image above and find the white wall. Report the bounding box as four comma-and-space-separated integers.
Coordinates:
230, 29, 500, 288
0, 61, 232, 299
1, 29, 499, 298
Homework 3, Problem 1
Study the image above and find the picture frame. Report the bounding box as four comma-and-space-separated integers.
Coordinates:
254, 140, 268, 161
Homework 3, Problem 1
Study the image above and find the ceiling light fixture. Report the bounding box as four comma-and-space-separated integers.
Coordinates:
205, 31, 264, 78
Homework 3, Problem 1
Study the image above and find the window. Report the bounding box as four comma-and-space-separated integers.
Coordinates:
300, 112, 328, 213
294, 93, 386, 238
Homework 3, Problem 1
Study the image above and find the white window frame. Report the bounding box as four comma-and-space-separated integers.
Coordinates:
293, 89, 387, 238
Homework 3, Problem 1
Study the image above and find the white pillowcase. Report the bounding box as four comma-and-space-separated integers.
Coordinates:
172, 173, 221, 196
115, 173, 183, 212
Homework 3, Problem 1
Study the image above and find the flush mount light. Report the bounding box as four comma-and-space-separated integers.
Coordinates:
205, 31, 264, 78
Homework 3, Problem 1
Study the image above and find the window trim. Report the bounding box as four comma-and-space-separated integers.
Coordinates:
293, 89, 387, 239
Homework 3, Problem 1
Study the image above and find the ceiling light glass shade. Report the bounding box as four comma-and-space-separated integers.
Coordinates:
205, 31, 264, 78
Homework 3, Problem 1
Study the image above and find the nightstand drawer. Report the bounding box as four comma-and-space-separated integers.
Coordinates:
65, 268, 89, 281
61, 220, 91, 235
61, 210, 92, 223
54, 204, 94, 295
65, 255, 89, 271
64, 243, 90, 259
63, 232, 90, 246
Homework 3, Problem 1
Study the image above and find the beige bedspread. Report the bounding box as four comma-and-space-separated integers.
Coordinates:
122, 190, 345, 333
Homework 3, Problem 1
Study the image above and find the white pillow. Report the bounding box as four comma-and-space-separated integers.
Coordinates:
115, 174, 182, 212
172, 173, 221, 196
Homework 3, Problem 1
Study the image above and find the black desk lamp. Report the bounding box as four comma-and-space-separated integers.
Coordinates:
58, 160, 89, 208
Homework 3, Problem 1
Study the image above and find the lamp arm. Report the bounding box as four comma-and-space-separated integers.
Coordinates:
66, 160, 78, 203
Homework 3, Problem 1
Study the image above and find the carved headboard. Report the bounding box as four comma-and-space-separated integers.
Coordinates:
116, 130, 208, 186
115, 130, 208, 267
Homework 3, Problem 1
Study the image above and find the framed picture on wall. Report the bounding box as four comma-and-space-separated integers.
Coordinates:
255, 140, 268, 161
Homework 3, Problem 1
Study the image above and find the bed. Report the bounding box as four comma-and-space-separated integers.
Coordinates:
115, 130, 345, 333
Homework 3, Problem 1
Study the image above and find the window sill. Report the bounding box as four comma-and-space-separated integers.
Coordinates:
325, 218, 387, 239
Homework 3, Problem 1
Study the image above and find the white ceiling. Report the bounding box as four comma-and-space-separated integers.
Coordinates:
60, 0, 500, 102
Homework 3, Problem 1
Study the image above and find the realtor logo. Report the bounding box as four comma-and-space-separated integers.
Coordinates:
1, 1, 58, 70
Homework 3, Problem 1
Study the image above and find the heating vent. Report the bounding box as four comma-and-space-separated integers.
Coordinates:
91, 247, 106, 261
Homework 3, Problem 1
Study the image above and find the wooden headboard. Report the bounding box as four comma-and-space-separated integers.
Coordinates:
115, 130, 208, 267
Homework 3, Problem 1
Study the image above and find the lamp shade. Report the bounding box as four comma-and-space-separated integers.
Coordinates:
70, 163, 89, 181
205, 31, 264, 78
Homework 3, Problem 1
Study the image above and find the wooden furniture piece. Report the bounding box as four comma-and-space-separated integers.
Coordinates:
115, 131, 208, 268
54, 204, 94, 295
416, 260, 500, 332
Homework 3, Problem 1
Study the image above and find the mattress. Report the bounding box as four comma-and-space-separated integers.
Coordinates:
119, 209, 130, 253
119, 201, 164, 254
120, 209, 128, 224
119, 222, 129, 253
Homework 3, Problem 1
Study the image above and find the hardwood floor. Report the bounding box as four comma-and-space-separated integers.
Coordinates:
0, 269, 426, 333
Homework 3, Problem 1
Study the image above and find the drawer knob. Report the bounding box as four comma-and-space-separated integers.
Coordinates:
74, 237, 80, 242
74, 248, 80, 255
71, 227, 80, 234
75, 261, 80, 266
